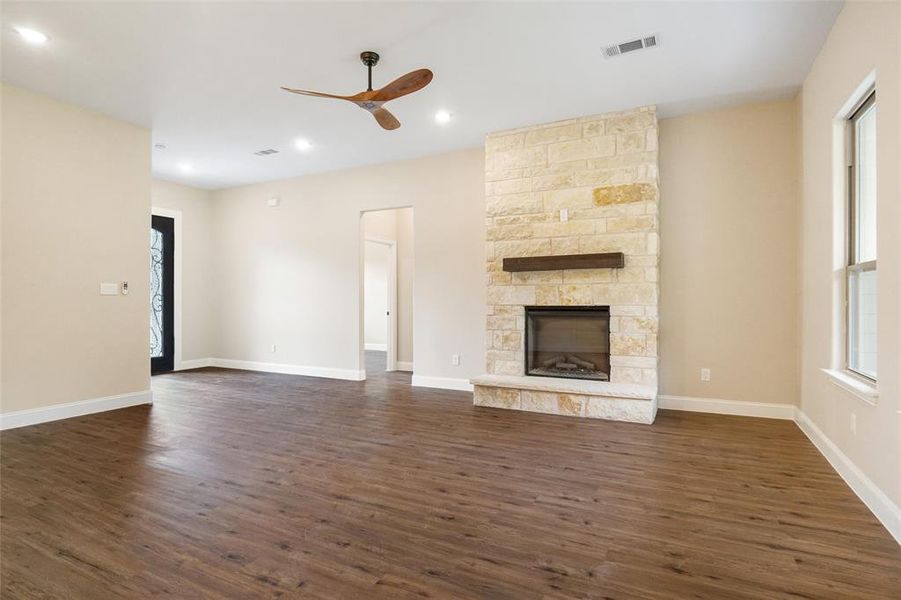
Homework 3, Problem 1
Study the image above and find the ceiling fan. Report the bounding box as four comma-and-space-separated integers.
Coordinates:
282, 51, 433, 131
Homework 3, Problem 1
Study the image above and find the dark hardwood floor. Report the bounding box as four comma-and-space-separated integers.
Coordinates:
2, 352, 899, 598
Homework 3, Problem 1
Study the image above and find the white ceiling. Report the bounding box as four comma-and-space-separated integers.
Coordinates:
2, 1, 842, 189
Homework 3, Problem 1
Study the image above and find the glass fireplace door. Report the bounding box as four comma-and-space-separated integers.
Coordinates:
525, 306, 610, 381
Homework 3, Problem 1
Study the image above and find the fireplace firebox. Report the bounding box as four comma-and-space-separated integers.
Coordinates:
525, 306, 610, 381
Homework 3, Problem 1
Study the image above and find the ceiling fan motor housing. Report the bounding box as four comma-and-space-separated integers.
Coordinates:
360, 51, 380, 67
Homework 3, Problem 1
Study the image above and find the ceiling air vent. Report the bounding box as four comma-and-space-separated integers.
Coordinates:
254, 148, 279, 156
603, 34, 658, 58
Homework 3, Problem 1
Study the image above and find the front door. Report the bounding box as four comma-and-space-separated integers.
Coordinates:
150, 215, 174, 374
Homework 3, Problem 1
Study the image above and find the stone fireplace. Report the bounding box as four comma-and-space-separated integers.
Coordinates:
472, 106, 659, 424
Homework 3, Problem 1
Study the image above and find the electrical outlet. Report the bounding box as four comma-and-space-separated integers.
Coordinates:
451, 354, 461, 366
700, 368, 711, 382
271, 344, 277, 353
850, 412, 857, 436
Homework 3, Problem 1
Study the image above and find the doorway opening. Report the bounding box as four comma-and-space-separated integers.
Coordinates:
361, 207, 414, 378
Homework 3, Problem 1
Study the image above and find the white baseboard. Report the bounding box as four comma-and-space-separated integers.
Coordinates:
210, 358, 365, 381
364, 343, 388, 352
177, 358, 212, 370
412, 375, 473, 392
396, 361, 414, 372
658, 394, 796, 420
795, 409, 901, 545
0, 390, 153, 431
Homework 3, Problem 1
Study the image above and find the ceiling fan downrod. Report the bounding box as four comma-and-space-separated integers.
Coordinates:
360, 51, 379, 92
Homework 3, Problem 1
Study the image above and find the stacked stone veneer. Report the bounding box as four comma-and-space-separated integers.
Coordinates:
476, 106, 659, 422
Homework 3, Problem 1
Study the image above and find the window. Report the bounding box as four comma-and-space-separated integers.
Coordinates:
846, 91, 877, 380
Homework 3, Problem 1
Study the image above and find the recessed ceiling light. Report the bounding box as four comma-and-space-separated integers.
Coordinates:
435, 110, 452, 125
177, 163, 193, 173
294, 138, 312, 152
14, 26, 49, 45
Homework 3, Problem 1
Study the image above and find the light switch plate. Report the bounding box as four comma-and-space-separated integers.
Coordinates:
100, 282, 118, 296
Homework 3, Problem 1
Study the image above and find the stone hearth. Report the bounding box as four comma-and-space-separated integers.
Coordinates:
472, 374, 656, 424
474, 106, 660, 424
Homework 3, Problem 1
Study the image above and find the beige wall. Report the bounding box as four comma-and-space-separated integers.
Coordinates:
799, 1, 900, 509
658, 99, 800, 405
161, 102, 807, 403
1, 84, 151, 413
151, 179, 216, 363
209, 148, 484, 383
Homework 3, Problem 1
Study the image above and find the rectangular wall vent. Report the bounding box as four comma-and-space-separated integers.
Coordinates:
603, 34, 658, 58
254, 149, 279, 156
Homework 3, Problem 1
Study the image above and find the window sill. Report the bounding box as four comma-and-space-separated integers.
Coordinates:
821, 368, 878, 406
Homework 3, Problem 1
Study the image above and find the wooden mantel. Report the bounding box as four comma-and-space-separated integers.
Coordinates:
502, 252, 625, 272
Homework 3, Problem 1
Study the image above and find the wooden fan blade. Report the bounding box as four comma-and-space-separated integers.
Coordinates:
281, 87, 355, 101
372, 107, 401, 130
370, 69, 433, 102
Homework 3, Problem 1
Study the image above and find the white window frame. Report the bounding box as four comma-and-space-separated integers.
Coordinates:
844, 89, 876, 383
